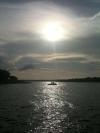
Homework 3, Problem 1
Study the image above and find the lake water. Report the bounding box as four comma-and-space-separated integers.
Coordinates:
0, 82, 100, 133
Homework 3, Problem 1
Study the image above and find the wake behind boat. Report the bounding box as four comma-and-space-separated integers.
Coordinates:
48, 81, 57, 85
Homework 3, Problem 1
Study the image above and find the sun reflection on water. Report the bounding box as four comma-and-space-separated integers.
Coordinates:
28, 82, 74, 133
34, 82, 65, 133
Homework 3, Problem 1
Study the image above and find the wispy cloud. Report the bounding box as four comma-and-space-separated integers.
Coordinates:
0, 0, 100, 78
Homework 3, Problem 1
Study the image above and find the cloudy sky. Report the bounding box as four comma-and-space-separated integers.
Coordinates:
0, 0, 100, 79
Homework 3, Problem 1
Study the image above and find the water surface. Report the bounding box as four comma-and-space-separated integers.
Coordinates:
0, 82, 100, 133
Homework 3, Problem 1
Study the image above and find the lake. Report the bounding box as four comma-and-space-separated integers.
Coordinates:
0, 82, 100, 133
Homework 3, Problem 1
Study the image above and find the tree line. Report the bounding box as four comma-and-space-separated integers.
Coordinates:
0, 69, 18, 83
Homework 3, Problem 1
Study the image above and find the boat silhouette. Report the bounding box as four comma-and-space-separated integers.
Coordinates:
48, 81, 57, 85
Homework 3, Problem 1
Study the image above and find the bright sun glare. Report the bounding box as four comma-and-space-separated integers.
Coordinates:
41, 22, 65, 42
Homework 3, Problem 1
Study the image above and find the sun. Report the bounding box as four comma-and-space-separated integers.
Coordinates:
41, 22, 65, 42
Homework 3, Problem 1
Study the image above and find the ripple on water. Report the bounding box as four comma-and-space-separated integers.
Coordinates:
28, 82, 75, 133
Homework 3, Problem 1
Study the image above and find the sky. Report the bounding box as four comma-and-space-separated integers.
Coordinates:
0, 0, 100, 79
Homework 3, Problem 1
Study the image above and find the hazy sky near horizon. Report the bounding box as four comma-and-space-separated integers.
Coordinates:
0, 0, 100, 79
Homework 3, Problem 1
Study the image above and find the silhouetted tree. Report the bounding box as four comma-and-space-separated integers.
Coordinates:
0, 69, 18, 83
9, 76, 18, 81
0, 69, 10, 81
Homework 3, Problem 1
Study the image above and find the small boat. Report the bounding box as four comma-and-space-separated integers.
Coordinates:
48, 81, 57, 85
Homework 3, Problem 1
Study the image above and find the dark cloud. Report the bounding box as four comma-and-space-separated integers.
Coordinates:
0, 35, 99, 78
18, 64, 35, 70
0, 33, 100, 62
13, 53, 100, 77
0, 0, 100, 79
0, 55, 13, 70
0, 0, 100, 16
0, 40, 56, 58
0, 0, 35, 3
55, 34, 100, 57
15, 56, 57, 71
15, 56, 41, 70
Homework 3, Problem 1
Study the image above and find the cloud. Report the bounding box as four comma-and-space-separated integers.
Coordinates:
15, 56, 41, 70
90, 11, 100, 20
18, 64, 35, 70
11, 51, 100, 77
0, 1, 100, 42
0, 55, 14, 70
0, 0, 36, 3
1, 0, 99, 16
0, 33, 100, 66
0, 1, 100, 78
0, 39, 7, 45
90, 0, 100, 3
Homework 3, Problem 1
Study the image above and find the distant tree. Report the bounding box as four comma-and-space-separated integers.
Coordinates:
0, 69, 10, 81
9, 76, 18, 81
0, 69, 18, 82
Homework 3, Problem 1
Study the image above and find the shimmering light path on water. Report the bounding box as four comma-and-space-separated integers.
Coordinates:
29, 82, 74, 133
0, 82, 100, 133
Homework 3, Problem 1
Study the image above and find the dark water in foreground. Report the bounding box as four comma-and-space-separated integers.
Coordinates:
0, 82, 100, 133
